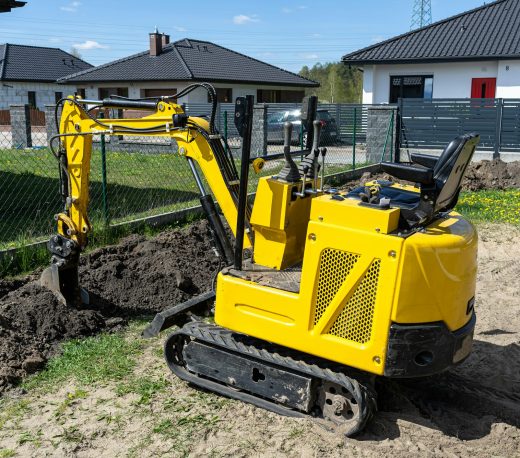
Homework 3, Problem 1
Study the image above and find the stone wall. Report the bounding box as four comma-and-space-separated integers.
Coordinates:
366, 106, 397, 163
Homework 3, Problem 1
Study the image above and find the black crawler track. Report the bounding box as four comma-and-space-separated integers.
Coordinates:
164, 321, 377, 437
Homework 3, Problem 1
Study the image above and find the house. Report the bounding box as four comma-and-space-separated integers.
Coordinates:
0, 44, 92, 109
342, 0, 520, 104
58, 32, 319, 104
0, 0, 25, 13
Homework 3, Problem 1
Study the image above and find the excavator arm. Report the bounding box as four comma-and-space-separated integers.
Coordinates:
42, 90, 251, 306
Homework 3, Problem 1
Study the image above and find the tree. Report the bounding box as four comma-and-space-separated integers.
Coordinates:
70, 47, 82, 59
299, 62, 362, 103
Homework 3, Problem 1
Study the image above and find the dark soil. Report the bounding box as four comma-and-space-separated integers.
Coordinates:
342, 159, 520, 192
462, 159, 520, 191
0, 220, 219, 392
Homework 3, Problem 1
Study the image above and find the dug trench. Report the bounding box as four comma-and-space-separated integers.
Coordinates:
0, 161, 519, 451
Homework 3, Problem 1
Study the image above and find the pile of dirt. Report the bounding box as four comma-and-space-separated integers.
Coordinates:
463, 159, 520, 191
342, 159, 520, 192
0, 220, 219, 392
80, 221, 220, 316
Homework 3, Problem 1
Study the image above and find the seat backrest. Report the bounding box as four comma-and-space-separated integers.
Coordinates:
433, 133, 480, 212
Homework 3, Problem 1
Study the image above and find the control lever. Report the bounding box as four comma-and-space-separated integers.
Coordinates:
295, 165, 310, 198
313, 146, 320, 192
319, 147, 327, 192
299, 120, 322, 180
278, 122, 301, 183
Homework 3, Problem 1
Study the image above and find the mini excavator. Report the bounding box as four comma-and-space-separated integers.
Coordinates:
41, 84, 479, 436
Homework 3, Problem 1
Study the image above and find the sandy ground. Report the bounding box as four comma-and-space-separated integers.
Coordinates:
0, 223, 518, 457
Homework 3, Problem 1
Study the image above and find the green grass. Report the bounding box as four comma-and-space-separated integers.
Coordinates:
457, 189, 520, 225
23, 331, 143, 392
0, 147, 201, 251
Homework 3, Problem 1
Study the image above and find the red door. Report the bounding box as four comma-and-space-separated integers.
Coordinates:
471, 78, 497, 98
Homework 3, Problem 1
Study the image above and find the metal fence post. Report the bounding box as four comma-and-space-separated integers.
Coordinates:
390, 110, 395, 161
352, 107, 357, 170
494, 98, 504, 160
224, 110, 228, 154
300, 122, 304, 160
98, 112, 109, 226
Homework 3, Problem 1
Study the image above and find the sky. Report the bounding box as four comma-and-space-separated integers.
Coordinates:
1, 0, 489, 73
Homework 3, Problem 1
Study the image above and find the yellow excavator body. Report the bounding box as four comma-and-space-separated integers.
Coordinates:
216, 178, 477, 376
41, 88, 480, 437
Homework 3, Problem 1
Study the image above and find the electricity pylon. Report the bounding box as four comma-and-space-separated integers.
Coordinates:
411, 0, 432, 30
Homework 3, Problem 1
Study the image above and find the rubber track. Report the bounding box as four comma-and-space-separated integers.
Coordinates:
165, 321, 377, 436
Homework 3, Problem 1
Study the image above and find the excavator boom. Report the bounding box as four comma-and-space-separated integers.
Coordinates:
41, 86, 251, 306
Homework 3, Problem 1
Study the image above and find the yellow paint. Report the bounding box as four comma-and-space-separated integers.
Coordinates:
57, 97, 249, 248
216, 193, 477, 376
250, 177, 314, 269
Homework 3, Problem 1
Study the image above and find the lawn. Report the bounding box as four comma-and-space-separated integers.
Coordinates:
0, 145, 356, 251
457, 189, 520, 225
0, 147, 201, 250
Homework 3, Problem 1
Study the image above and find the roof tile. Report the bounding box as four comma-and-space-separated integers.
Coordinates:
342, 0, 519, 64
60, 38, 318, 87
0, 44, 92, 82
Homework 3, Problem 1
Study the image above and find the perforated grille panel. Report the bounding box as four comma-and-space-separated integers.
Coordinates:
313, 249, 360, 325
329, 259, 381, 344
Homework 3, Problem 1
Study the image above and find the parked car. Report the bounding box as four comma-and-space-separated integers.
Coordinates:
266, 109, 340, 146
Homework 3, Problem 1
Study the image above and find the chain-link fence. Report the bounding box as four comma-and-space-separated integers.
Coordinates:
1, 102, 392, 252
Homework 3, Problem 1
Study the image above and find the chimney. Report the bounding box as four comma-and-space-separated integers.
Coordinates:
149, 28, 162, 56
161, 33, 170, 47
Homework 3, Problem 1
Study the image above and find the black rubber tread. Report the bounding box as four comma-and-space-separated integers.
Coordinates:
164, 321, 377, 437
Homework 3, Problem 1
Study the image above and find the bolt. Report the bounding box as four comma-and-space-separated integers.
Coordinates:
373, 356, 381, 365
375, 228, 381, 233
318, 216, 324, 222
309, 233, 316, 241
389, 250, 397, 258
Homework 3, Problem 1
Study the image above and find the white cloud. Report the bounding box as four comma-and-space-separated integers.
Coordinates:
301, 53, 318, 59
282, 7, 292, 13
371, 36, 385, 43
60, 1, 81, 12
174, 26, 187, 32
297, 5, 308, 9
233, 14, 259, 25
72, 40, 109, 50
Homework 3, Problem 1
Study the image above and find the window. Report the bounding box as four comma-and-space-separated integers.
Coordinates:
209, 88, 232, 103
389, 75, 434, 103
98, 87, 129, 99
77, 88, 86, 99
257, 89, 305, 103
27, 91, 36, 108
143, 88, 177, 99
55, 92, 63, 104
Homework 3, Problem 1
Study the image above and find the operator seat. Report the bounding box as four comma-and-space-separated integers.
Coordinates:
348, 133, 480, 228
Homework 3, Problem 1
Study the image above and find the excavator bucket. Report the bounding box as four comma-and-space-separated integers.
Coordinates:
40, 263, 89, 306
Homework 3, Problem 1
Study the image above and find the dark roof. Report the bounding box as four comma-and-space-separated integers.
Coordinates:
342, 0, 520, 65
0, 44, 92, 82
59, 38, 319, 87
0, 0, 26, 13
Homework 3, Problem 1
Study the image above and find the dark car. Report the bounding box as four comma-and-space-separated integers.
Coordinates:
266, 109, 340, 146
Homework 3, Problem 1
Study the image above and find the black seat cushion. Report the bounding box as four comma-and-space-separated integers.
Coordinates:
347, 181, 420, 210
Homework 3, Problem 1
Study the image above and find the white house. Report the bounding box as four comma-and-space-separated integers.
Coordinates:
342, 0, 520, 104
0, 44, 92, 109
59, 32, 318, 104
